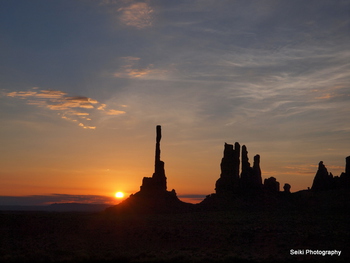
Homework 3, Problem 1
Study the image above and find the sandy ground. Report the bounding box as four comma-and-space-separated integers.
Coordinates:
0, 205, 348, 262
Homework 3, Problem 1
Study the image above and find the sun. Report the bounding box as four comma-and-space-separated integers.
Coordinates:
115, 192, 124, 199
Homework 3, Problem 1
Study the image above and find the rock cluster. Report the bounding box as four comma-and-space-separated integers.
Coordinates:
311, 157, 350, 191
215, 142, 281, 196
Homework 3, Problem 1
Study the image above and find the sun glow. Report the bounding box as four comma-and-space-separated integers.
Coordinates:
115, 192, 124, 199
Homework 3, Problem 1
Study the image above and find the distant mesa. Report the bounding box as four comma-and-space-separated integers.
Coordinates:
311, 156, 350, 191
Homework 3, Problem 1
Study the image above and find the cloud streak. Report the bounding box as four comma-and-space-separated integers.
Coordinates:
113, 56, 168, 79
5, 88, 126, 129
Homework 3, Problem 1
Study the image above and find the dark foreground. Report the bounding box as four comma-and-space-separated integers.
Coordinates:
1, 192, 349, 263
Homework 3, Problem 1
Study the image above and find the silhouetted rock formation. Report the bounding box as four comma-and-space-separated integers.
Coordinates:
283, 183, 291, 193
233, 142, 240, 179
215, 143, 240, 196
339, 156, 350, 188
253, 155, 262, 185
311, 161, 333, 191
240, 145, 252, 189
311, 157, 350, 191
103, 124, 350, 215
215, 143, 264, 197
107, 125, 192, 214
241, 147, 263, 191
264, 177, 280, 193
140, 125, 167, 193
201, 142, 285, 210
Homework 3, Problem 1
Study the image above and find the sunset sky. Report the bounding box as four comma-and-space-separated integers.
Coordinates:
1, 0, 349, 205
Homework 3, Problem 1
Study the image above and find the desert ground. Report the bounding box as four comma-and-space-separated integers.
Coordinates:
0, 191, 349, 263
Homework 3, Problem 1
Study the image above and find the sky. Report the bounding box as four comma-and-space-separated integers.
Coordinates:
1, 0, 349, 205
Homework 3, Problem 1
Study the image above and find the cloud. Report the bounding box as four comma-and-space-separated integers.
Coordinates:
188, 44, 349, 121
33, 89, 67, 99
7, 90, 42, 98
105, 109, 126, 115
100, 1, 155, 28
118, 2, 154, 29
5, 87, 126, 129
111, 35, 349, 152
97, 103, 107, 110
78, 122, 96, 130
113, 56, 168, 79
313, 85, 349, 100
45, 96, 98, 111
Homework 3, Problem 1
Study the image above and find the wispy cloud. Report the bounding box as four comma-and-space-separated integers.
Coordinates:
117, 2, 154, 29
101, 0, 154, 29
113, 56, 168, 79
105, 109, 127, 115
313, 85, 349, 100
5, 87, 126, 129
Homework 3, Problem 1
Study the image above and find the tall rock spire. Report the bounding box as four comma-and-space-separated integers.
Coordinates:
151, 125, 167, 190
155, 125, 161, 165
140, 125, 167, 193
154, 125, 164, 177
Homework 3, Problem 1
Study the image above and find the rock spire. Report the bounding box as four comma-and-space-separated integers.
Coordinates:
140, 125, 167, 193
215, 143, 240, 196
311, 161, 332, 191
